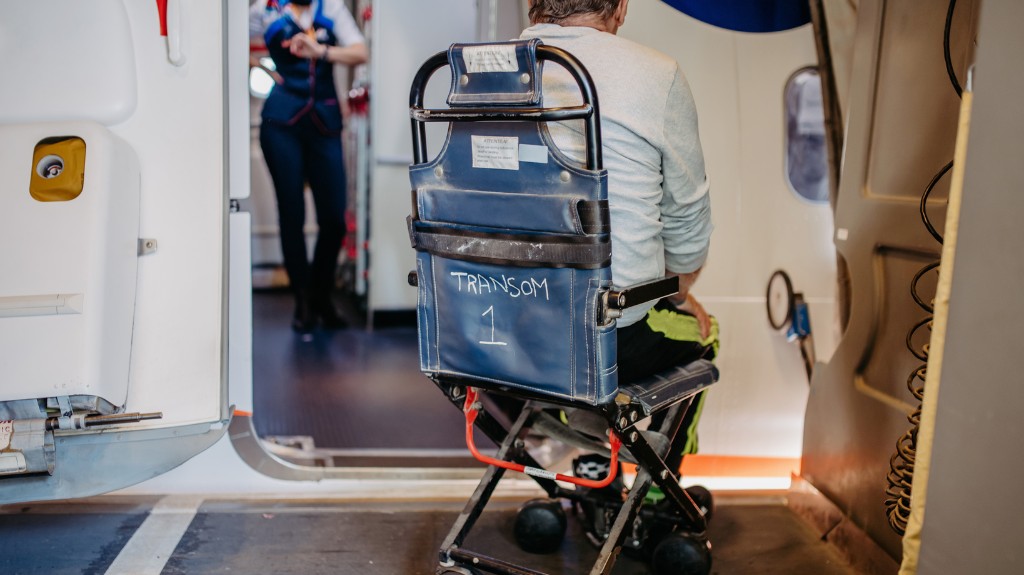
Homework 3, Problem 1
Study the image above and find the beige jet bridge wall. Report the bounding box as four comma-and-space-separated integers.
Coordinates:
911, 2, 1024, 573
801, 0, 980, 563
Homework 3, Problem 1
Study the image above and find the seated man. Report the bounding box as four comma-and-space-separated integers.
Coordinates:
522, 0, 717, 390
519, 0, 717, 529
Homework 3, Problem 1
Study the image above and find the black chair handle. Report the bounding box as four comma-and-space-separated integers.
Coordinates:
409, 45, 602, 170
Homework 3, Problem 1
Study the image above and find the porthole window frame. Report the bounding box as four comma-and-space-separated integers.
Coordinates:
783, 66, 831, 205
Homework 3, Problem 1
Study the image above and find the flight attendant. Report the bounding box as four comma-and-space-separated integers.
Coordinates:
249, 0, 368, 332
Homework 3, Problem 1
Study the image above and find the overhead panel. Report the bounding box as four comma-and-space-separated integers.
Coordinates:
0, 0, 137, 125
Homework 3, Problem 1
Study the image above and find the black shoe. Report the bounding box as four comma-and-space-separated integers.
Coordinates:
291, 296, 317, 333
310, 293, 348, 329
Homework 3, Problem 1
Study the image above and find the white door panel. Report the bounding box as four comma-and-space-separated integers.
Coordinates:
104, 0, 227, 426
0, 0, 245, 501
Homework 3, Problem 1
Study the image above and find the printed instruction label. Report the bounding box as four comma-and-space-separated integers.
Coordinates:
463, 44, 518, 73
472, 135, 519, 170
0, 420, 12, 449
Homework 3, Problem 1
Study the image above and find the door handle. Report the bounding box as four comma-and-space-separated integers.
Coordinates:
157, 0, 186, 66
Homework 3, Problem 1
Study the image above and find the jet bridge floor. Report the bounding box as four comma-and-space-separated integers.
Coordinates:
0, 493, 859, 574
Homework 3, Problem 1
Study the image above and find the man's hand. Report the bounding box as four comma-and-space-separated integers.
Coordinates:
675, 292, 712, 341
664, 268, 711, 340
659, 268, 708, 335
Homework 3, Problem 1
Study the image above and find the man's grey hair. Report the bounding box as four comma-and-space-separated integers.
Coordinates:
528, 0, 622, 24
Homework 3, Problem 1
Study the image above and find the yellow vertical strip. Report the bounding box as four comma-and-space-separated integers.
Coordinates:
898, 89, 973, 575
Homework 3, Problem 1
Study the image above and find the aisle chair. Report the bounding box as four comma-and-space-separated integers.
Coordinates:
407, 39, 719, 575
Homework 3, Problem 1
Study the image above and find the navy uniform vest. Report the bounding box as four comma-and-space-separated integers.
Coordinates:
261, 0, 342, 134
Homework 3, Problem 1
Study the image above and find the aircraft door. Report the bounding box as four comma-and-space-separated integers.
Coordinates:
0, 0, 247, 502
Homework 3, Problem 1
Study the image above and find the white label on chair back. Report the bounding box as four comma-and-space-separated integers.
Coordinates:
463, 45, 518, 73
518, 144, 549, 164
471, 136, 519, 170
524, 466, 558, 481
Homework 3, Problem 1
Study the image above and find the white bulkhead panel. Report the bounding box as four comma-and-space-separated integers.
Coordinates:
368, 0, 479, 313
621, 3, 838, 461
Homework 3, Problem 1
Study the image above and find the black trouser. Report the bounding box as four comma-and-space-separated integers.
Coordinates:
617, 300, 719, 469
617, 300, 717, 384
259, 114, 347, 299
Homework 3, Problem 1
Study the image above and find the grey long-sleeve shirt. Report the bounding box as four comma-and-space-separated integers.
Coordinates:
520, 24, 712, 327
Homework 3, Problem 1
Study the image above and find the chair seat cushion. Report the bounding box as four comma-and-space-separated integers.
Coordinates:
622, 359, 718, 416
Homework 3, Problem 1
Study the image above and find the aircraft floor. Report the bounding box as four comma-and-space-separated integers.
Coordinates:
0, 495, 859, 574
251, 289, 479, 454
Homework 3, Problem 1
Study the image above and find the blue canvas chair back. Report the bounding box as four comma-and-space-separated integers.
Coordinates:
408, 39, 619, 405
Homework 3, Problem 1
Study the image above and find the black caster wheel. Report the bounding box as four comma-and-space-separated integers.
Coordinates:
651, 532, 712, 575
513, 498, 567, 554
685, 485, 715, 524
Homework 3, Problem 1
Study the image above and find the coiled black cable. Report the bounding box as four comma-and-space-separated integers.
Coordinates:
884, 0, 962, 536
921, 162, 953, 245
943, 0, 964, 98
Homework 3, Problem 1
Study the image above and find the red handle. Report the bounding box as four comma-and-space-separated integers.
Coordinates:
463, 388, 622, 489
156, 0, 168, 36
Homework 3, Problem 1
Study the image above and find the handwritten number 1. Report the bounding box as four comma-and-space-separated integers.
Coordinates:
480, 305, 507, 346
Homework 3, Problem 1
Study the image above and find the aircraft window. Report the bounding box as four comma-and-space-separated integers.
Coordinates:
784, 67, 830, 203
249, 57, 276, 99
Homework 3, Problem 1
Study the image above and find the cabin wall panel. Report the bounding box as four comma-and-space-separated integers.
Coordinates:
624, 3, 835, 460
